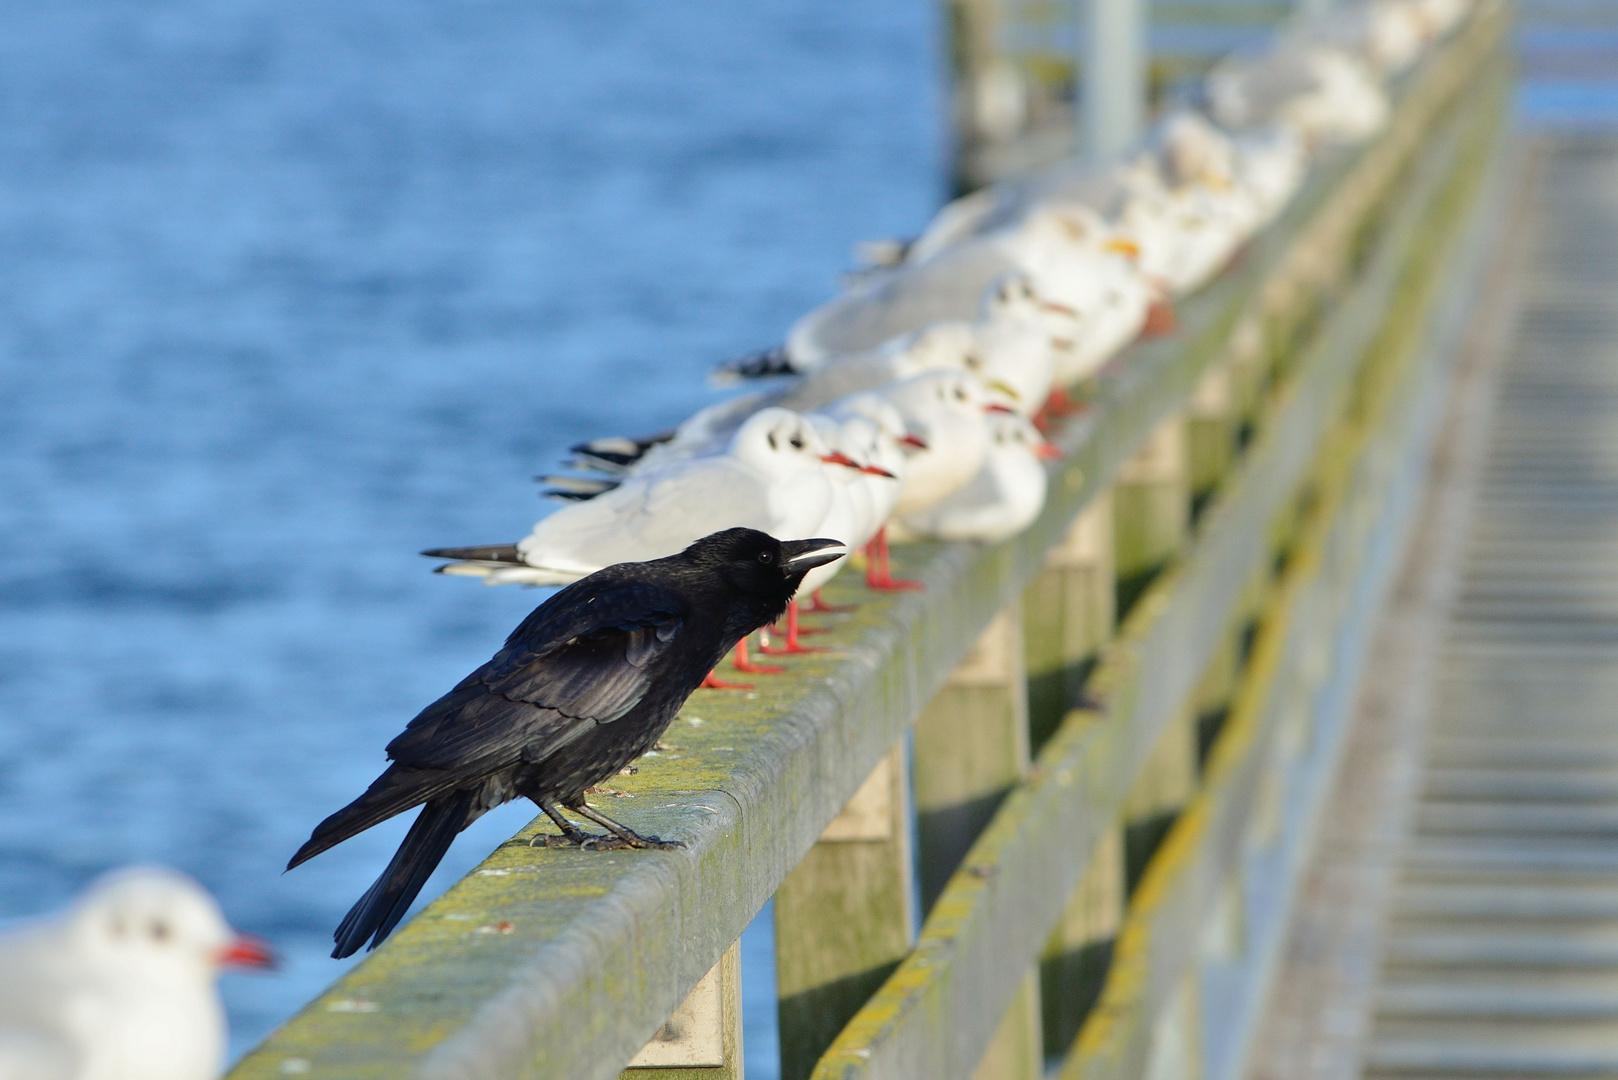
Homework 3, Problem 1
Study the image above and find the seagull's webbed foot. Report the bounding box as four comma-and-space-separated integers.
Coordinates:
570, 802, 684, 850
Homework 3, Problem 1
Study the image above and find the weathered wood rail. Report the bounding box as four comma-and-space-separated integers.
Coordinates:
228, 8, 1511, 1079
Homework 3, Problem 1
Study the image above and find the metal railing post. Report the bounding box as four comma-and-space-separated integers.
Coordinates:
1083, 0, 1147, 162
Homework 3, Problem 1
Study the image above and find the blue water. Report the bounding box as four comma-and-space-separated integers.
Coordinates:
0, 0, 941, 1070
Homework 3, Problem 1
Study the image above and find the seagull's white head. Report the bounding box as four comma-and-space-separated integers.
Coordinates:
981, 270, 1082, 338
888, 320, 978, 374
66, 867, 274, 985
987, 412, 1057, 458
1158, 111, 1237, 190
1020, 203, 1111, 256
732, 407, 838, 478
882, 370, 993, 439
829, 392, 907, 442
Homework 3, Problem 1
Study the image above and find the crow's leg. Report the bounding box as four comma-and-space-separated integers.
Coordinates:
529, 798, 610, 848
570, 801, 684, 850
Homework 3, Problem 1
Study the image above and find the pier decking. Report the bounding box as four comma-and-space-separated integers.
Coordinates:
1252, 135, 1618, 1080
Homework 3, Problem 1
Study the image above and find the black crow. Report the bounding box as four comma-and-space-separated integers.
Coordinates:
288, 528, 845, 958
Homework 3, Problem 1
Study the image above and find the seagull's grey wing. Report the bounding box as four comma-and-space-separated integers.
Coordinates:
787, 242, 1018, 360
0, 1028, 76, 1080
631, 461, 776, 544
650, 388, 786, 464
779, 351, 900, 413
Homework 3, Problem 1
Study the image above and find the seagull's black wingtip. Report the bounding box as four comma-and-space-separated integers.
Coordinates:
712, 345, 796, 383
420, 544, 523, 563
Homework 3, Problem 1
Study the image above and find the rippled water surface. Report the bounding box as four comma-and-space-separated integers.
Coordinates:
0, 0, 942, 1068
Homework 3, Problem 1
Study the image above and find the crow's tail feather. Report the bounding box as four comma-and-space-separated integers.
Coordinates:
287, 765, 455, 872
331, 788, 479, 958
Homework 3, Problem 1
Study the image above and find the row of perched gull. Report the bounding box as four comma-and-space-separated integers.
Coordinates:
423, 0, 1473, 676
0, 3, 1475, 1077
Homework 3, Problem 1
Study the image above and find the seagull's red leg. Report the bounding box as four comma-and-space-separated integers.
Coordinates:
1142, 295, 1178, 337
805, 588, 855, 614
864, 537, 884, 589
759, 601, 825, 654
730, 634, 785, 674
864, 527, 923, 591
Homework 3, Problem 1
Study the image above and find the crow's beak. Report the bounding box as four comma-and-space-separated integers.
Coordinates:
215, 933, 278, 971
781, 538, 849, 573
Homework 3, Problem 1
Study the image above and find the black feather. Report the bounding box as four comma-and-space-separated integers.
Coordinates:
291, 528, 846, 954
420, 544, 522, 563
331, 789, 479, 958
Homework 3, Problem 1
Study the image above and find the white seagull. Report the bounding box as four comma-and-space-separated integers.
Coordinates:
1206, 43, 1390, 147
0, 867, 274, 1080
892, 412, 1058, 544
431, 408, 845, 587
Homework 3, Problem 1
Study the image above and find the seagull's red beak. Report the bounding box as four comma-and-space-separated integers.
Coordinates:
985, 403, 1017, 415
860, 464, 897, 478
215, 933, 278, 971
1035, 441, 1063, 460
898, 433, 929, 450
821, 452, 862, 470
1041, 299, 1080, 318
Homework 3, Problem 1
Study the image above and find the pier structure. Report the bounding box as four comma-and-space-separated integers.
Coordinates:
222, 4, 1601, 1079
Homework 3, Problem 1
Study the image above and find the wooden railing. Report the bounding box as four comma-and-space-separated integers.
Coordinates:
227, 9, 1511, 1079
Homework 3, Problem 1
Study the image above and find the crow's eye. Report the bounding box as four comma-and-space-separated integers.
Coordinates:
758, 550, 775, 564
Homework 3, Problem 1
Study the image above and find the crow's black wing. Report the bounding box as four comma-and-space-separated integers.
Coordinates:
384, 583, 686, 773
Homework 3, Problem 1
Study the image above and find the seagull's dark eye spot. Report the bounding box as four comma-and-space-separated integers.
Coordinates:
110, 918, 126, 939
767, 433, 778, 450
790, 436, 804, 450
965, 353, 982, 369
758, 550, 774, 564
149, 919, 171, 943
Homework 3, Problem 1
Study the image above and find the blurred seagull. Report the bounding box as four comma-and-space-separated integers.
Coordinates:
429, 409, 842, 587
0, 867, 274, 1080
1207, 44, 1389, 147
892, 412, 1058, 543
